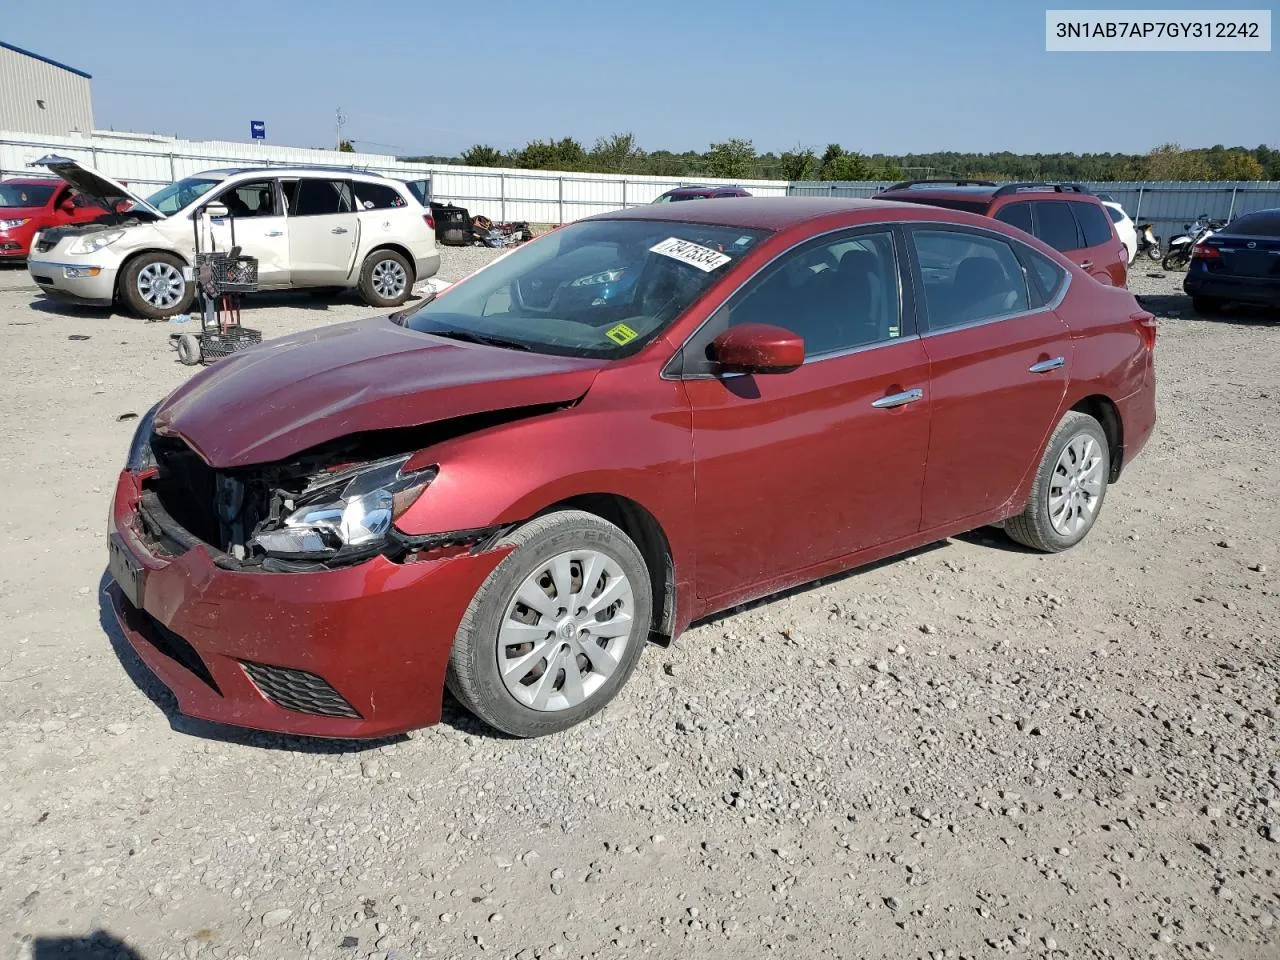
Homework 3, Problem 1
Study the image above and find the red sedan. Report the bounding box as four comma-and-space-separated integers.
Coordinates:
107, 197, 1156, 738
0, 177, 107, 259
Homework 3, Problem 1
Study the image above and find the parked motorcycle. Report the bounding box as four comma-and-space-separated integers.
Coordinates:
1163, 215, 1225, 270
1136, 223, 1162, 261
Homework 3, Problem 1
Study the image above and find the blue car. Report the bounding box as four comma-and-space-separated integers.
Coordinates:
1183, 208, 1280, 314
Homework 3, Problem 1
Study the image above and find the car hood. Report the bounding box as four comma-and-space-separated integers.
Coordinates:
154, 317, 605, 468
30, 154, 164, 220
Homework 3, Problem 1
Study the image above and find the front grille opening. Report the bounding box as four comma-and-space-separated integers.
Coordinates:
125, 605, 221, 694
240, 661, 362, 719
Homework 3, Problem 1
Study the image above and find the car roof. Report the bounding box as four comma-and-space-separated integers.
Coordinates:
595, 196, 923, 230
191, 167, 393, 182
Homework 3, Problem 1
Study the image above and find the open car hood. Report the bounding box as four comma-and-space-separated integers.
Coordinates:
154, 317, 605, 468
29, 154, 164, 220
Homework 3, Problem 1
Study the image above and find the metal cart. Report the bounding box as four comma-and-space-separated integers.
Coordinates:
172, 202, 263, 365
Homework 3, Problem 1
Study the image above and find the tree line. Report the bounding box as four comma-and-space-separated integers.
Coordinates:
401, 135, 1279, 182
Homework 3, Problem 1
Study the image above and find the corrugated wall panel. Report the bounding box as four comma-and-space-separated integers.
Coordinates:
0, 49, 93, 136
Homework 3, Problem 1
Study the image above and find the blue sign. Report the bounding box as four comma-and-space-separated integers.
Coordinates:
250, 120, 266, 141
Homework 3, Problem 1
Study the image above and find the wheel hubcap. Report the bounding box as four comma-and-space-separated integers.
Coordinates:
371, 259, 406, 300
497, 549, 635, 713
1047, 434, 1105, 537
137, 262, 185, 309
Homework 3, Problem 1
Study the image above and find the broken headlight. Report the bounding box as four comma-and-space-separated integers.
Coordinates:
250, 455, 437, 559
125, 402, 160, 471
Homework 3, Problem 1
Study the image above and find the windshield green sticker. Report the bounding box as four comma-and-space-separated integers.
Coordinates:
606, 323, 638, 346
650, 236, 732, 272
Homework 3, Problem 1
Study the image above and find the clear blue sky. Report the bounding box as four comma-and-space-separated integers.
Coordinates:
3, 0, 1276, 156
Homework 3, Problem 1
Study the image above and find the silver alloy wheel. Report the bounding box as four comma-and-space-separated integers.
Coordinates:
497, 549, 636, 712
1047, 434, 1105, 537
136, 261, 186, 309
371, 258, 407, 300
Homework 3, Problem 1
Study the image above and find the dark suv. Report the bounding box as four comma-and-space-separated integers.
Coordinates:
873, 180, 1128, 287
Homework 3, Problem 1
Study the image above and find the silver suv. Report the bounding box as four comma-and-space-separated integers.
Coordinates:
26, 156, 440, 318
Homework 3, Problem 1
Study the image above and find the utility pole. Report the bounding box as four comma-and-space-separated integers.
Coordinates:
335, 107, 348, 150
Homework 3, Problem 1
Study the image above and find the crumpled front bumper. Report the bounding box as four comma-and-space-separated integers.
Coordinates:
107, 470, 508, 738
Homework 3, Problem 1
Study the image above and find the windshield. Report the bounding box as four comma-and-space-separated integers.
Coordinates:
397, 218, 769, 358
0, 183, 55, 207
143, 177, 220, 214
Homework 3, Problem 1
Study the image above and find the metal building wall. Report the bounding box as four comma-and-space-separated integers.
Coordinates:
0, 47, 94, 136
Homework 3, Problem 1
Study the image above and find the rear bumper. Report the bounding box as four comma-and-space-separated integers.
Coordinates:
107, 470, 508, 738
28, 260, 116, 305
415, 251, 441, 281
1183, 269, 1280, 307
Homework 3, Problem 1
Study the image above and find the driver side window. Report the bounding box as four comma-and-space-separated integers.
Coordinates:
717, 230, 903, 360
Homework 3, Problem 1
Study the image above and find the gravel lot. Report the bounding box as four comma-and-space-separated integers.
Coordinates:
0, 252, 1277, 960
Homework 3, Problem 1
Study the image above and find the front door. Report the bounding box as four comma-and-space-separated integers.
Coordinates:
202, 179, 290, 287
905, 225, 1073, 529
679, 227, 931, 602
282, 178, 360, 285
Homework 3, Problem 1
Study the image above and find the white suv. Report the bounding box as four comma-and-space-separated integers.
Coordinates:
26, 156, 439, 318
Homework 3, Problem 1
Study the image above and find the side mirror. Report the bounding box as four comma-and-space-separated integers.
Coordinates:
204, 202, 229, 219
709, 323, 804, 375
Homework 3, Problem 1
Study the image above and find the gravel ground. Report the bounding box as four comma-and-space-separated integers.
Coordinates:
0, 253, 1278, 960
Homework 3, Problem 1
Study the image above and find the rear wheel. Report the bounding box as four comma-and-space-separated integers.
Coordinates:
1005, 412, 1109, 553
1162, 251, 1188, 271
1192, 296, 1224, 315
121, 252, 194, 319
446, 510, 652, 737
358, 249, 413, 308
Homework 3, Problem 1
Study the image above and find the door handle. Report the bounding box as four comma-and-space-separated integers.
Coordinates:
871, 388, 924, 409
1079, 260, 1093, 269
331, 227, 349, 235
265, 230, 283, 237
1028, 357, 1065, 373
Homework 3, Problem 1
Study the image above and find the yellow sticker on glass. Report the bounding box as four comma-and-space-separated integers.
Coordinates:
606, 323, 638, 346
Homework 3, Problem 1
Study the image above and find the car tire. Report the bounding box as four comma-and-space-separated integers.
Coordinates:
1004, 411, 1110, 554
120, 252, 195, 319
1192, 296, 1223, 315
358, 249, 414, 308
446, 510, 652, 738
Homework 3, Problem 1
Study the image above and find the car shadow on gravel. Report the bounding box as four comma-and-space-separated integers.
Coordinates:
1135, 291, 1280, 326
26, 296, 115, 320
95, 571, 408, 754
32, 931, 145, 959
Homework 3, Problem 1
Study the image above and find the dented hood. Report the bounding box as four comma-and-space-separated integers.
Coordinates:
154, 317, 605, 468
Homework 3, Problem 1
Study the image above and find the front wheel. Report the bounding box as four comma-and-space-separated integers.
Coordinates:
358, 249, 414, 308
1004, 412, 1109, 553
446, 510, 652, 737
120, 252, 195, 319
1145, 246, 1162, 262
1162, 251, 1189, 271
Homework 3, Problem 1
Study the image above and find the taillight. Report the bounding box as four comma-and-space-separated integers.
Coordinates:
1131, 310, 1157, 351
1192, 243, 1220, 260
424, 212, 436, 231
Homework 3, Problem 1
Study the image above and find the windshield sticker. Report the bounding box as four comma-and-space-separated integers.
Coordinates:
605, 323, 638, 346
650, 237, 732, 273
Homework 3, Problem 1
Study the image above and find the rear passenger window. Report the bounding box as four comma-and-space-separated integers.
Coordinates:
1074, 202, 1113, 247
290, 179, 354, 216
1033, 201, 1082, 252
910, 229, 1029, 330
994, 201, 1033, 235
353, 182, 408, 210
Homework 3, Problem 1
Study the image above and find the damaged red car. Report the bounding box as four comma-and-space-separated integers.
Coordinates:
107, 197, 1156, 739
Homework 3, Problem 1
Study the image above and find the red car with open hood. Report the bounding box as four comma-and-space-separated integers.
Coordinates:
0, 177, 108, 259
107, 197, 1156, 739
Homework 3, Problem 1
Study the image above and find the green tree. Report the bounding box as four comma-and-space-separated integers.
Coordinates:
1217, 151, 1265, 181
1144, 143, 1212, 180
705, 138, 756, 179
337, 140, 355, 153
778, 146, 817, 181
589, 132, 644, 173
513, 137, 587, 171
460, 144, 504, 167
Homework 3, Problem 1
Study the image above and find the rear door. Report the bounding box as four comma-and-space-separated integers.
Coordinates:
905, 225, 1073, 530
282, 177, 360, 284
1070, 198, 1128, 286
202, 178, 290, 286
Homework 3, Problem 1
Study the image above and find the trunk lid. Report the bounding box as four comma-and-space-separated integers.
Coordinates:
1210, 232, 1280, 278
29, 154, 164, 221
154, 316, 605, 468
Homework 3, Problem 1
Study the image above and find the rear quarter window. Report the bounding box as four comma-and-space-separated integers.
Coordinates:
354, 182, 409, 210
994, 201, 1033, 235
1023, 247, 1068, 305
1073, 201, 1114, 247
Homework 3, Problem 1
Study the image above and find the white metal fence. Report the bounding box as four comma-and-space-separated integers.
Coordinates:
0, 130, 788, 223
